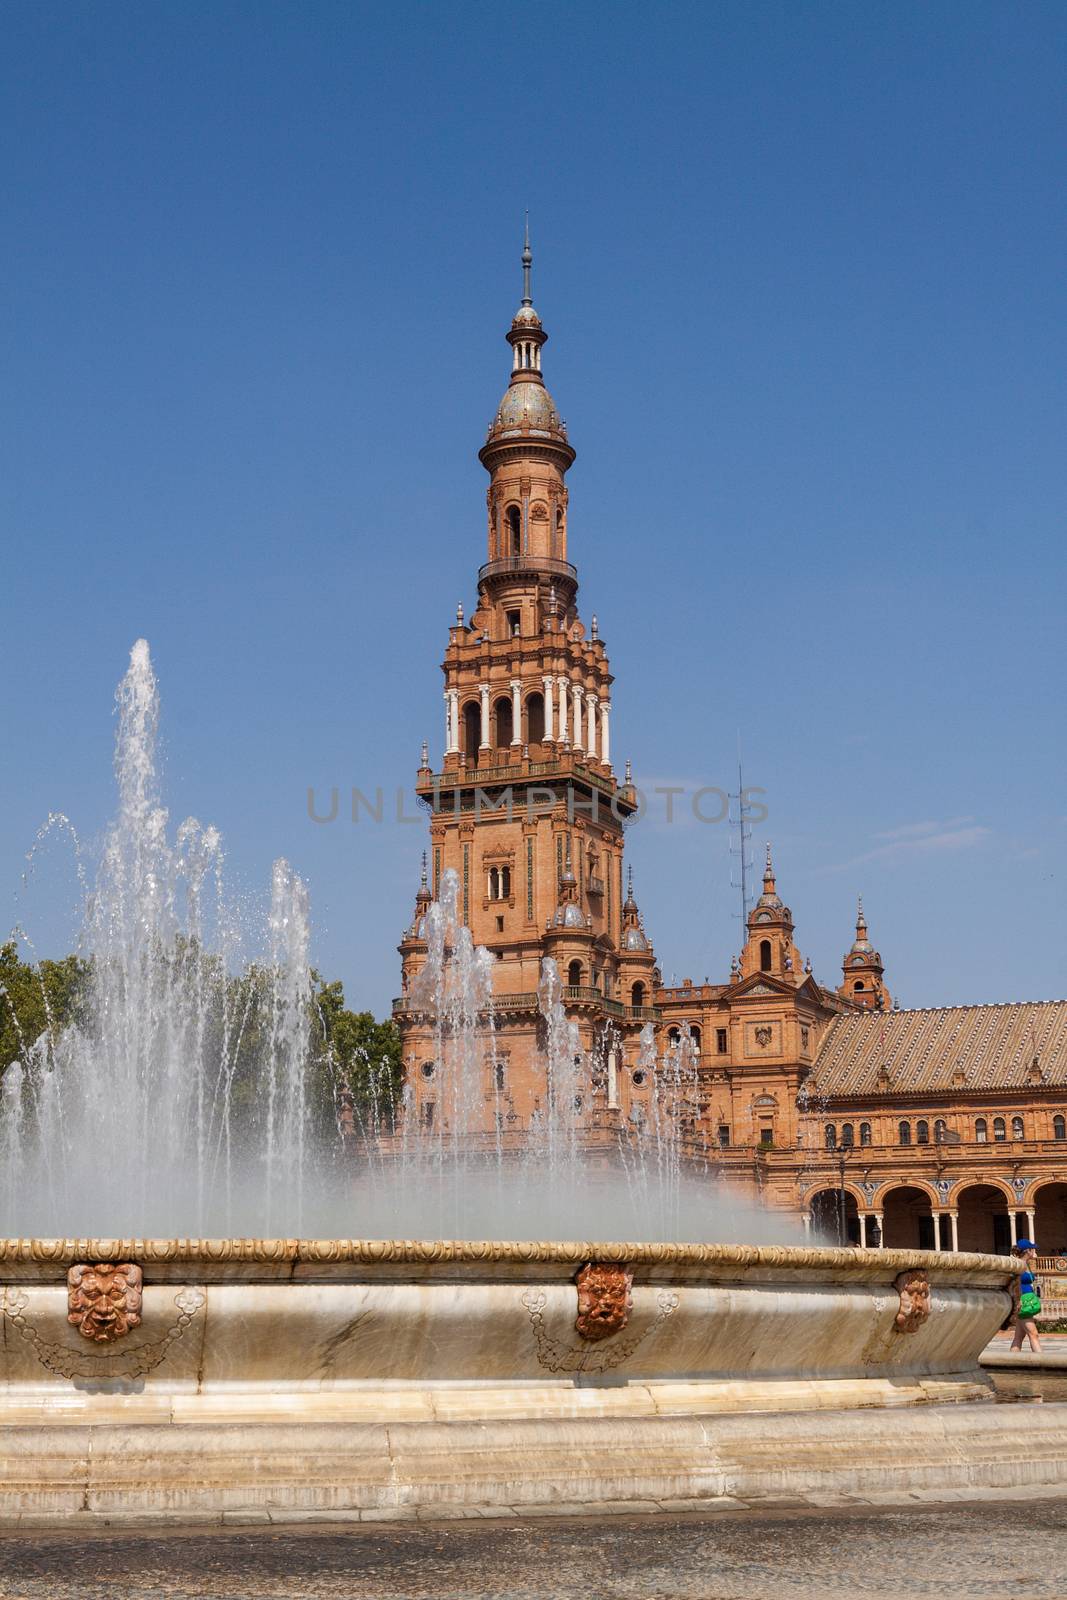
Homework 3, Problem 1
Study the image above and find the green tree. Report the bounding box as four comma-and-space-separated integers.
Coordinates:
0, 942, 91, 1074
312, 976, 403, 1133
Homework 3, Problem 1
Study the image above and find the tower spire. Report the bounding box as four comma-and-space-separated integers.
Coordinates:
521, 213, 532, 306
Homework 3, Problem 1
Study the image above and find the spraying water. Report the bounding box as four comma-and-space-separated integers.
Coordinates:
0, 642, 802, 1246
0, 641, 313, 1237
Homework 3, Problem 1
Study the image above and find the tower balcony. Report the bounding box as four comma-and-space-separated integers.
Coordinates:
478, 555, 577, 591
417, 749, 629, 811
393, 990, 660, 1024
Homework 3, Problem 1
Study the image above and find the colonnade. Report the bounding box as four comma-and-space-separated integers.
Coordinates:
444, 678, 611, 765
802, 1203, 1039, 1251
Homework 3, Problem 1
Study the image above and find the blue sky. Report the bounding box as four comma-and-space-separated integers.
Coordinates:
2, 2, 1065, 1012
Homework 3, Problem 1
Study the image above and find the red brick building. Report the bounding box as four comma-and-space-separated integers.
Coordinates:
394, 241, 1067, 1256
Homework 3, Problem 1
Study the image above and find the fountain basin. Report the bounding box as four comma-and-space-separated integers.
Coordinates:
2, 1238, 1066, 1523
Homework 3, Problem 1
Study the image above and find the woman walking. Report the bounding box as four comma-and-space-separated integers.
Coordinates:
1010, 1240, 1043, 1354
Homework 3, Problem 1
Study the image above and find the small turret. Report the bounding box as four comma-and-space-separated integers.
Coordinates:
739, 844, 806, 981
838, 896, 890, 1009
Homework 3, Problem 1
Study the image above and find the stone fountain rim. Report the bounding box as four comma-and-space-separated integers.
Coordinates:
0, 1237, 1020, 1277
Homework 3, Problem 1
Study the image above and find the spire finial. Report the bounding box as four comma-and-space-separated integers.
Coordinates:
764, 841, 775, 884
421, 851, 428, 887
627, 864, 633, 895
521, 213, 532, 307
857, 894, 866, 931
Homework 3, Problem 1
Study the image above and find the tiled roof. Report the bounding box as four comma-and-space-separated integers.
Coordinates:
810, 1001, 1067, 1099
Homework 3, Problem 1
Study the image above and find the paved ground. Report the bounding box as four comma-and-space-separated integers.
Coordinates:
2, 1496, 1067, 1599
1, 1371, 1065, 1600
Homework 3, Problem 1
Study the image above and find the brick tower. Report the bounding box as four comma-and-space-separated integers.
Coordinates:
396, 233, 659, 1140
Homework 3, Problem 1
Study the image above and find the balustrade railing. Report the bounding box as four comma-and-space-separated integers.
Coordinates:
478, 556, 577, 585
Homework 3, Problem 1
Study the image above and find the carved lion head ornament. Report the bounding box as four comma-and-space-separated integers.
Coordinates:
67, 1262, 143, 1343
893, 1268, 931, 1333
574, 1261, 634, 1342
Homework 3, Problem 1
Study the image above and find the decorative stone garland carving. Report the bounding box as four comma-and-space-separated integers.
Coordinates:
67, 1262, 142, 1342
521, 1285, 678, 1374
2, 1286, 205, 1380
893, 1268, 931, 1333
575, 1262, 633, 1341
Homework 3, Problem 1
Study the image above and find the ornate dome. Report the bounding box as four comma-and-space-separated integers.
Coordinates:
492, 379, 560, 434
623, 926, 648, 951
553, 903, 586, 928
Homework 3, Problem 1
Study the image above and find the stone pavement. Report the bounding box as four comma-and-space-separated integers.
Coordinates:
1, 1493, 1067, 1600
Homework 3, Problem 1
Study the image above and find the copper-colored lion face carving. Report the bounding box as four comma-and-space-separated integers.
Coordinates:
893, 1268, 931, 1333
67, 1262, 143, 1343
575, 1262, 633, 1342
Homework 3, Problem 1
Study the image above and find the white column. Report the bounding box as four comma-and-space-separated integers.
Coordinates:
446, 689, 459, 754
802, 1214, 812, 1238
1009, 1208, 1018, 1245
572, 685, 584, 752
1026, 1208, 1036, 1245
557, 677, 569, 743
585, 693, 598, 757
874, 1211, 884, 1247
444, 690, 452, 754
931, 1213, 942, 1251
859, 1213, 868, 1248
543, 675, 555, 742
600, 699, 611, 765
510, 680, 522, 746
479, 683, 491, 749
949, 1211, 959, 1252
607, 1047, 618, 1110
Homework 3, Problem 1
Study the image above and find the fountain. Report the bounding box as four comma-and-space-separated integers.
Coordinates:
1, 643, 1064, 1524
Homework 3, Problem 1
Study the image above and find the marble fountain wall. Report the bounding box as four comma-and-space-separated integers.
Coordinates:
3, 1236, 1067, 1524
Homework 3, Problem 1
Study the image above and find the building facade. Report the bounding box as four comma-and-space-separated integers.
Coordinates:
394, 243, 1067, 1256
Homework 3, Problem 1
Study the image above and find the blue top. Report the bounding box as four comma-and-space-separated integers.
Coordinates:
1021, 1268, 1038, 1295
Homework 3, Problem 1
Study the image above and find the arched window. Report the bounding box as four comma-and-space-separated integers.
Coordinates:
566, 960, 582, 989
630, 981, 645, 1009
916, 1119, 930, 1145
993, 1117, 1006, 1142
1011, 1115, 1024, 1140
494, 695, 513, 748
554, 507, 564, 554
690, 1025, 702, 1050
860, 1122, 872, 1147
934, 1119, 948, 1144
506, 504, 521, 556
1054, 1115, 1066, 1141
462, 701, 480, 761
898, 1120, 912, 1146
854, 980, 865, 992
824, 1124, 837, 1150
526, 691, 545, 746
841, 1123, 854, 1147
975, 1117, 988, 1143
759, 939, 772, 972
487, 867, 499, 899
667, 1027, 681, 1047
